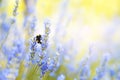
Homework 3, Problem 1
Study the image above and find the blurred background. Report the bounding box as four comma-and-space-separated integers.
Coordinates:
1, 0, 119, 55
0, 0, 120, 79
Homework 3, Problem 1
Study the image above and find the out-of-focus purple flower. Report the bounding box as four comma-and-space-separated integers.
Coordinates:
0, 13, 6, 20
96, 67, 106, 79
101, 53, 111, 67
67, 63, 76, 73
2, 45, 14, 62
13, 39, 25, 53
93, 53, 110, 80
93, 77, 99, 80
30, 40, 36, 50
23, 16, 28, 27
0, 70, 7, 80
57, 74, 65, 80
2, 38, 25, 64
48, 59, 56, 71
25, 0, 37, 14
80, 65, 90, 80
116, 68, 120, 80
41, 20, 51, 51
30, 16, 37, 29
117, 73, 120, 80
40, 61, 48, 76
109, 68, 115, 77
1, 22, 10, 32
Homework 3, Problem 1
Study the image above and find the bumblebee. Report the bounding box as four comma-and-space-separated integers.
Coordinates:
34, 34, 42, 44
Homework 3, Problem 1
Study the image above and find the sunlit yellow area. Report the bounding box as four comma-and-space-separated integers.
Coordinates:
2, 0, 119, 59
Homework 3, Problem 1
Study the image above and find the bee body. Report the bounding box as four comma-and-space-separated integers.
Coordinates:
34, 34, 42, 44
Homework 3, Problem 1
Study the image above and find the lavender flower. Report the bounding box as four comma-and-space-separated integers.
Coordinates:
80, 65, 90, 80
40, 60, 48, 76
0, 70, 8, 80
24, 0, 37, 14
93, 53, 110, 79
41, 20, 51, 51
1, 22, 10, 32
29, 20, 58, 78
109, 68, 115, 77
2, 45, 15, 62
57, 74, 65, 80
48, 59, 57, 71
30, 16, 37, 29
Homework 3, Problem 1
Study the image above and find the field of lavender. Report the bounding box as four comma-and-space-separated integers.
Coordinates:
0, 0, 120, 80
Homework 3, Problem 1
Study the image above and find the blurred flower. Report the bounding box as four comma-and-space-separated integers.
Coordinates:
1, 22, 10, 32
48, 58, 57, 71
93, 53, 111, 79
57, 74, 65, 80
109, 68, 115, 77
40, 60, 48, 76
30, 16, 37, 29
0, 70, 7, 80
2, 45, 15, 62
24, 0, 36, 14
29, 20, 58, 78
80, 65, 90, 80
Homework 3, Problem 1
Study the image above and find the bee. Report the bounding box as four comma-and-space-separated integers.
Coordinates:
34, 34, 42, 44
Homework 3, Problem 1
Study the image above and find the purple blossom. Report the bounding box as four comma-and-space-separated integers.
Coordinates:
57, 74, 65, 80
2, 45, 14, 62
1, 22, 10, 32
109, 69, 115, 77
30, 16, 37, 29
0, 70, 8, 80
40, 61, 48, 76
